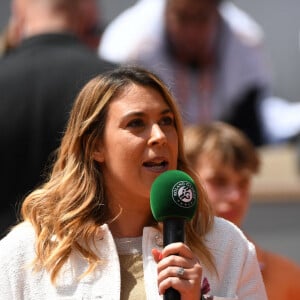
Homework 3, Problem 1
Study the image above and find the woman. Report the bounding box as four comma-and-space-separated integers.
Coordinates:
0, 66, 267, 299
184, 121, 300, 299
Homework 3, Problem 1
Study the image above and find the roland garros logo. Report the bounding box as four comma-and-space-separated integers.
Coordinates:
172, 181, 196, 208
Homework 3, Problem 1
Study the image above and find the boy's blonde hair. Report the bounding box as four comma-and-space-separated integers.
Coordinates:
184, 121, 260, 173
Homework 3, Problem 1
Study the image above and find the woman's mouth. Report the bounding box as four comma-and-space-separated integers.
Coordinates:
143, 159, 169, 173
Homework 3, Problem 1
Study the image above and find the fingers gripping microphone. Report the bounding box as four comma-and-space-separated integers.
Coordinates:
150, 170, 198, 300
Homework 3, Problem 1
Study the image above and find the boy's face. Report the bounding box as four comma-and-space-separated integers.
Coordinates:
196, 157, 252, 227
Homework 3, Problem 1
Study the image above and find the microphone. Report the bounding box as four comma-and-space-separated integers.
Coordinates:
150, 170, 198, 300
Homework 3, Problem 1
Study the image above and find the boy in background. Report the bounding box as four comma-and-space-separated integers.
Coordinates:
184, 121, 300, 299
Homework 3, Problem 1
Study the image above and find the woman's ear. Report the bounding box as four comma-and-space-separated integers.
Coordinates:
93, 142, 105, 163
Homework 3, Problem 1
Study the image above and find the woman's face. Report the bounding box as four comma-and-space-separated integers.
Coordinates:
94, 84, 179, 208
196, 158, 251, 227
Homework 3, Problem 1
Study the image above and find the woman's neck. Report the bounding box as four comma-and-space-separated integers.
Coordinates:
108, 207, 155, 238
106, 191, 155, 237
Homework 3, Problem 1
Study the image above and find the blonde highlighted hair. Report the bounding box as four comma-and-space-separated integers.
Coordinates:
20, 66, 215, 283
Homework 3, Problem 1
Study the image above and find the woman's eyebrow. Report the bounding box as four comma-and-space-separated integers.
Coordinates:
123, 108, 173, 118
161, 108, 173, 115
122, 111, 145, 119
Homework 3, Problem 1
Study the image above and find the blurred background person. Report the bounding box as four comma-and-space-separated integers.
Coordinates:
99, 0, 166, 64
0, 12, 22, 56
0, 0, 115, 237
77, 0, 104, 51
184, 121, 300, 299
99, 0, 264, 63
0, 0, 103, 55
99, 0, 272, 146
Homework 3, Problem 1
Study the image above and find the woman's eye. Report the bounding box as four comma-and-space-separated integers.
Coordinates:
160, 116, 174, 126
127, 118, 145, 128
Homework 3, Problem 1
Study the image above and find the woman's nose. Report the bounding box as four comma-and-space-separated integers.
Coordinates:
148, 124, 167, 146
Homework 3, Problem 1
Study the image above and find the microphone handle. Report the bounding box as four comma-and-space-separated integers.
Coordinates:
164, 288, 181, 300
163, 218, 185, 300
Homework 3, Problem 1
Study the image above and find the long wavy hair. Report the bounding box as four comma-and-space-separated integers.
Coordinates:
20, 66, 215, 283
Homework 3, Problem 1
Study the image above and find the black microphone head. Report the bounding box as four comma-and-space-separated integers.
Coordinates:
150, 170, 198, 222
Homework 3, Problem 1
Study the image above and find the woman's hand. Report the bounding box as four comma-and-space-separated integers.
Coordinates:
152, 242, 202, 300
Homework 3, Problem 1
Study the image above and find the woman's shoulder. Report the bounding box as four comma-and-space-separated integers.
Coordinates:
203, 217, 266, 298
206, 216, 255, 254
0, 221, 36, 259
209, 216, 249, 239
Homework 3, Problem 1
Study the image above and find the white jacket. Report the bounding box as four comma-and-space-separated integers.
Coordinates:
0, 217, 267, 299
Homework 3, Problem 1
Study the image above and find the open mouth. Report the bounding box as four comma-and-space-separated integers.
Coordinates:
143, 160, 169, 172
